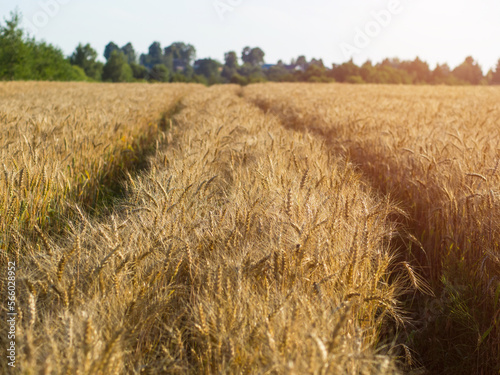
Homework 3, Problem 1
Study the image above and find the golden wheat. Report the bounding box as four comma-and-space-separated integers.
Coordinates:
244, 82, 500, 373
0, 82, 199, 246
0, 84, 424, 374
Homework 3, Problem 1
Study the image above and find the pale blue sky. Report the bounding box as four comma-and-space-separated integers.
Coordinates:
1, 0, 499, 71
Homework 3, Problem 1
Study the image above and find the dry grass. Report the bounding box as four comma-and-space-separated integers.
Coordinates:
244, 83, 500, 373
0, 84, 422, 374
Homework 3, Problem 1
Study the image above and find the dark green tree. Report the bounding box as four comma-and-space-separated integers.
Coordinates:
266, 64, 289, 82
130, 63, 147, 80
148, 42, 163, 63
329, 59, 360, 82
238, 63, 265, 82
230, 73, 248, 85
224, 51, 238, 69
140, 41, 165, 69
149, 64, 170, 82
222, 51, 239, 81
170, 72, 188, 82
164, 42, 196, 70
104, 42, 119, 61
0, 11, 31, 79
70, 43, 103, 80
194, 58, 221, 84
309, 58, 324, 68
241, 47, 265, 66
191, 74, 208, 85
121, 42, 136, 64
295, 55, 307, 70
183, 65, 194, 80
102, 50, 133, 82
304, 64, 329, 82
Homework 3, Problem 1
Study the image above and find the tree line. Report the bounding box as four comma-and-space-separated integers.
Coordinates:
2, 12, 500, 85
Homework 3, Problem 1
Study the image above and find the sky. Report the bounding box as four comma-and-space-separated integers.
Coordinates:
1, 0, 500, 72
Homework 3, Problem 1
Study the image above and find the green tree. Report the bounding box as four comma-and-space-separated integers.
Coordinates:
0, 11, 31, 79
183, 65, 194, 80
304, 64, 330, 82
238, 62, 265, 82
295, 55, 307, 70
266, 64, 290, 82
431, 63, 452, 84
102, 50, 133, 82
360, 61, 376, 82
191, 74, 208, 85
149, 64, 169, 82
164, 42, 196, 70
241, 47, 265, 66
230, 73, 248, 85
329, 59, 360, 82
309, 58, 324, 68
374, 64, 412, 84
140, 41, 165, 69
452, 56, 483, 84
224, 51, 238, 69
222, 51, 239, 81
29, 40, 88, 81
170, 72, 187, 82
121, 42, 136, 64
194, 58, 221, 84
130, 63, 147, 80
104, 42, 119, 61
70, 43, 103, 80
148, 42, 163, 64
491, 59, 500, 85
398, 57, 431, 83
0, 11, 87, 81
379, 58, 402, 69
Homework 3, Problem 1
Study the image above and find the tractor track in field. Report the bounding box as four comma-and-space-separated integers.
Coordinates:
243, 91, 495, 374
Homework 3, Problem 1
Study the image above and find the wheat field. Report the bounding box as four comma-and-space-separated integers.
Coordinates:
244, 83, 500, 373
0, 82, 498, 374
0, 82, 198, 242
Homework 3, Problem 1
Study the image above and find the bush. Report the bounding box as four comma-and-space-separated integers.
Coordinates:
346, 75, 365, 84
